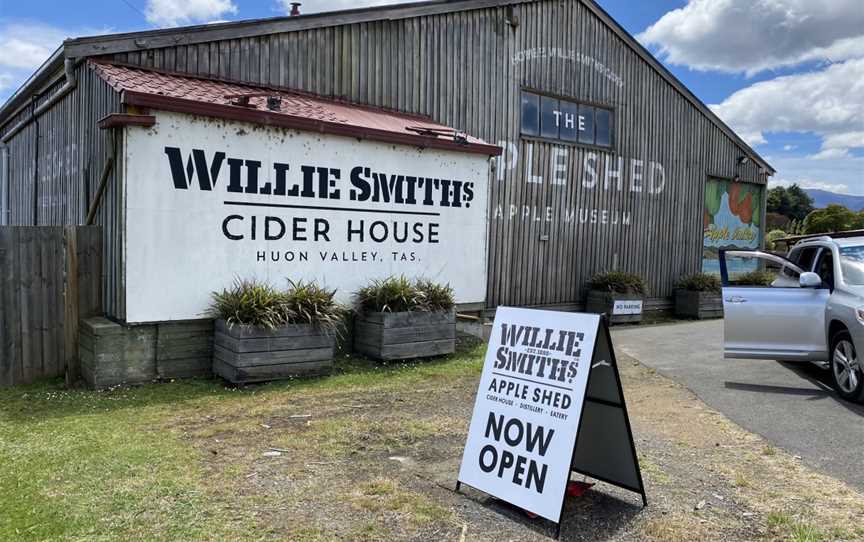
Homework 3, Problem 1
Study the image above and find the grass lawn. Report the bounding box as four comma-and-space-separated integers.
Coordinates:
3, 338, 864, 541
0, 344, 485, 541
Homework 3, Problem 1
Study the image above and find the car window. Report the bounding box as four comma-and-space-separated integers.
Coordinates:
788, 247, 802, 265
815, 250, 835, 290
721, 250, 804, 288
794, 246, 820, 272
781, 251, 801, 280
839, 245, 864, 285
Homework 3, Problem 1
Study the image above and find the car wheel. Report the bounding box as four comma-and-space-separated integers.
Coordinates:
830, 330, 864, 403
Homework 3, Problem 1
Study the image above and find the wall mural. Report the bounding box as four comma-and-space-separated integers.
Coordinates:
702, 177, 763, 275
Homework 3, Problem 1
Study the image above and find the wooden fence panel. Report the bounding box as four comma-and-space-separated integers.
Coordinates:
0, 227, 17, 387
0, 226, 102, 387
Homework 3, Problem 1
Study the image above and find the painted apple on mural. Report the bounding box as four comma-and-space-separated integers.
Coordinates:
704, 179, 761, 232
702, 178, 763, 275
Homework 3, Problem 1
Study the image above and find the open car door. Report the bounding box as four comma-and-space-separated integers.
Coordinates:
720, 250, 829, 361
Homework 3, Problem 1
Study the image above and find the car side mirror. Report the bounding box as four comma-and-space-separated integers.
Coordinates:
799, 272, 821, 288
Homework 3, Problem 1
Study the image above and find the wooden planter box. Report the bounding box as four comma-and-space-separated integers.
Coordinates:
585, 290, 644, 324
213, 320, 335, 384
675, 290, 723, 319
354, 310, 456, 361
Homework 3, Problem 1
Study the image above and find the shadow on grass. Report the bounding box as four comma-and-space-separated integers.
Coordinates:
0, 339, 486, 423
559, 489, 645, 542
461, 484, 643, 541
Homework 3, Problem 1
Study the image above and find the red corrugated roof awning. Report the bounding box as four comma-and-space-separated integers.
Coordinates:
90, 60, 500, 156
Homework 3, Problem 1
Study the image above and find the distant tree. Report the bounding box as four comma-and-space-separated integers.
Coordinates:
767, 186, 791, 216
786, 218, 806, 235
767, 184, 814, 221
802, 204, 857, 234
765, 212, 791, 231
854, 211, 864, 230
785, 184, 815, 220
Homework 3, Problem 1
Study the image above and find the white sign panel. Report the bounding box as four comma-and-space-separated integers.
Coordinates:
458, 307, 600, 522
122, 111, 490, 323
612, 300, 642, 315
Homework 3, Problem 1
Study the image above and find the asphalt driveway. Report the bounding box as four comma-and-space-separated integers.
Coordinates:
611, 319, 864, 492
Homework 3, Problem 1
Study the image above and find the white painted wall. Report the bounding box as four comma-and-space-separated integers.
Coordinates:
123, 111, 490, 323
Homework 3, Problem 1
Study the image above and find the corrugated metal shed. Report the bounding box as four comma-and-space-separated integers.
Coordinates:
0, 0, 774, 176
0, 0, 775, 318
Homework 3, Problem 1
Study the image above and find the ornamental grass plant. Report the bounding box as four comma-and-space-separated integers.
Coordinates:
676, 273, 722, 293
356, 276, 455, 313
415, 279, 456, 312
588, 271, 647, 296
734, 270, 776, 287
283, 280, 345, 333
209, 279, 293, 329
210, 278, 345, 332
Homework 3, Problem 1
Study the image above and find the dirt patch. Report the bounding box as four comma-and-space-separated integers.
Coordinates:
163, 345, 864, 541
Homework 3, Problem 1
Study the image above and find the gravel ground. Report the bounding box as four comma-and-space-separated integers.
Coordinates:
168, 340, 864, 541
612, 318, 864, 492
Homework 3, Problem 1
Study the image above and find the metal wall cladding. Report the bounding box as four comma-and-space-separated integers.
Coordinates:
2, 0, 769, 313
1, 67, 124, 318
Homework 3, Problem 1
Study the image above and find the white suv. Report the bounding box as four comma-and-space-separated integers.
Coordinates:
720, 234, 864, 403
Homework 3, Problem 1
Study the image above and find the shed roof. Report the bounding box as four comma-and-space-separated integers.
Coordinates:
90, 61, 500, 156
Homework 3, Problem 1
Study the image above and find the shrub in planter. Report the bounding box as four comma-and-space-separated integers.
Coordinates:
585, 271, 647, 324
675, 273, 723, 319
210, 279, 344, 384
353, 276, 456, 360
734, 270, 776, 286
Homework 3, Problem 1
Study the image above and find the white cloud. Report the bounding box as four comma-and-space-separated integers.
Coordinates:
0, 22, 97, 102
0, 23, 68, 71
0, 22, 116, 102
809, 148, 850, 161
710, 59, 864, 159
638, 0, 864, 75
782, 145, 797, 151
0, 22, 115, 103
770, 178, 849, 194
145, 0, 238, 28
767, 154, 864, 195
821, 132, 864, 152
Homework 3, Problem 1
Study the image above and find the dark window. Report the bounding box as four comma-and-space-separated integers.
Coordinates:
520, 90, 613, 148
520, 93, 540, 136
559, 101, 579, 142
540, 96, 560, 139
595, 108, 612, 146
815, 250, 835, 290
788, 248, 802, 266
578, 105, 595, 144
781, 251, 801, 279
795, 246, 820, 272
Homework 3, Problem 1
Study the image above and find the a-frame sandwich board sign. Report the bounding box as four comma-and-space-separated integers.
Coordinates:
456, 307, 646, 535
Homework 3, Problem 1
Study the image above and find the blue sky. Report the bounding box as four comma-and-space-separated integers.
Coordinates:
0, 0, 861, 195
